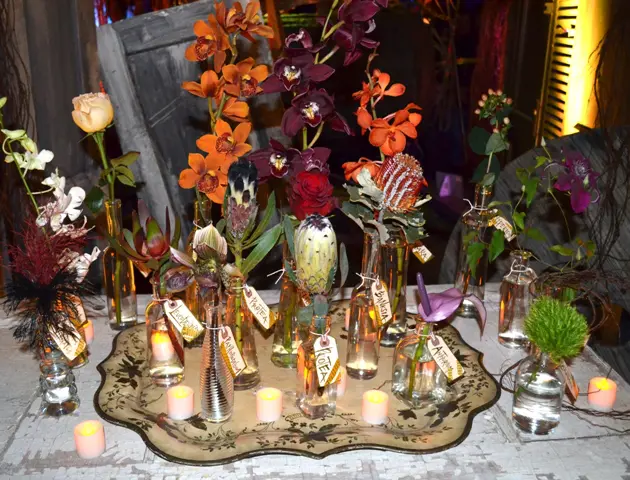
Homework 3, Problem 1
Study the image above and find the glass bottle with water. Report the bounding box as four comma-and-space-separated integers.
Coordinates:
39, 340, 80, 416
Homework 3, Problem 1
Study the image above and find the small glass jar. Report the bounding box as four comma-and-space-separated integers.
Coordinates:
512, 351, 565, 435
391, 323, 453, 407
296, 314, 337, 419
39, 338, 80, 416
499, 250, 537, 349
380, 229, 409, 347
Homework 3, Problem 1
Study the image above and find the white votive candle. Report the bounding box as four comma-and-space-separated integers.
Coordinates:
151, 331, 175, 361
74, 420, 105, 459
83, 320, 94, 345
256, 387, 283, 422
362, 390, 389, 425
167, 385, 194, 420
337, 366, 347, 397
588, 377, 617, 412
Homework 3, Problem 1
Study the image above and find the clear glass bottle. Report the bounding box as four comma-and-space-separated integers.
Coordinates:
271, 242, 302, 368
200, 304, 233, 422
39, 338, 80, 416
102, 200, 137, 330
512, 351, 565, 435
184, 198, 213, 320
224, 280, 260, 390
454, 184, 495, 317
187, 286, 220, 348
499, 250, 537, 349
296, 314, 337, 418
346, 229, 381, 380
380, 229, 409, 347
145, 280, 185, 387
391, 323, 453, 407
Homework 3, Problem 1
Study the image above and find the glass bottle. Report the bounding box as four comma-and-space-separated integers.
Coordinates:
184, 198, 213, 320
346, 229, 381, 380
67, 296, 89, 369
39, 337, 80, 416
187, 286, 221, 348
145, 280, 185, 386
454, 184, 495, 317
224, 280, 260, 390
391, 323, 453, 407
102, 200, 137, 330
271, 242, 302, 368
512, 351, 565, 435
380, 229, 409, 347
296, 314, 337, 418
200, 304, 233, 422
499, 250, 537, 349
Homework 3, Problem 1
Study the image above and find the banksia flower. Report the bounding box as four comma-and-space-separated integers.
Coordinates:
294, 214, 337, 295
226, 158, 258, 239
374, 153, 427, 213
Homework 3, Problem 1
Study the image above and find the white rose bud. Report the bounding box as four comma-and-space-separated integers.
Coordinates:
71, 93, 114, 133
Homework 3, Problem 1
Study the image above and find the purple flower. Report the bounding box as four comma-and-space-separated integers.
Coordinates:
553, 151, 600, 214
249, 139, 331, 181
281, 89, 353, 137
261, 54, 334, 94
284, 29, 325, 57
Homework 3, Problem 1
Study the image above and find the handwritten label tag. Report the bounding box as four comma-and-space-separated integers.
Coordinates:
490, 215, 516, 242
371, 280, 392, 327
49, 322, 86, 361
560, 361, 579, 403
313, 336, 341, 387
244, 285, 276, 330
219, 326, 246, 378
428, 335, 464, 382
68, 296, 88, 328
412, 244, 434, 264
164, 299, 204, 342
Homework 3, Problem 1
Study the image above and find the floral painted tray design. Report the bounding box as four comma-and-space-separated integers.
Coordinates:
94, 300, 500, 465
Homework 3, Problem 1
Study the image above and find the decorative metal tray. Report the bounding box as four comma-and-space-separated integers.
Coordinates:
94, 300, 500, 465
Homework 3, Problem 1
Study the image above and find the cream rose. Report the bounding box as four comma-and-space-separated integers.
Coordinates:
71, 93, 114, 133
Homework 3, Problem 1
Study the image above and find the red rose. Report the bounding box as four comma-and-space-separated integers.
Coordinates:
289, 171, 337, 220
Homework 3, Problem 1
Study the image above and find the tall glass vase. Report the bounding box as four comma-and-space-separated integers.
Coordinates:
271, 242, 302, 368
39, 337, 80, 416
346, 229, 381, 380
187, 286, 221, 348
102, 200, 137, 330
200, 304, 233, 422
184, 198, 213, 320
380, 229, 409, 347
224, 280, 260, 390
499, 250, 537, 349
454, 184, 495, 317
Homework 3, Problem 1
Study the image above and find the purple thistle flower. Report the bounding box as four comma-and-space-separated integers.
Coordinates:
281, 89, 353, 137
553, 151, 600, 214
261, 54, 335, 94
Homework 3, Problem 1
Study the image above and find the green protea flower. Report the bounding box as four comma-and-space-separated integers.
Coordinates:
294, 214, 337, 295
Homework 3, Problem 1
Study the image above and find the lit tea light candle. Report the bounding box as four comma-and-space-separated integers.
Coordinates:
83, 320, 94, 345
74, 420, 105, 459
337, 366, 347, 397
151, 331, 174, 361
167, 385, 194, 420
362, 390, 389, 425
587, 377, 617, 412
256, 387, 283, 422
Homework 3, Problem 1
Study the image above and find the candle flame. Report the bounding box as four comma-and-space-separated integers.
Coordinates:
78, 421, 100, 436
173, 387, 191, 399
594, 378, 613, 391
152, 331, 171, 344
366, 391, 387, 404
260, 388, 280, 400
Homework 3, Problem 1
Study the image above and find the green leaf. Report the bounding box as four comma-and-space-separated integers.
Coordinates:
1, 128, 25, 140
171, 216, 182, 247
523, 227, 546, 242
244, 192, 275, 245
550, 244, 574, 257
489, 230, 504, 262
524, 178, 540, 207
515, 167, 529, 185
339, 243, 348, 289
284, 259, 298, 284
481, 173, 495, 186
462, 230, 478, 246
216, 218, 226, 235
115, 166, 136, 187
111, 152, 140, 167
512, 211, 525, 230
283, 215, 295, 259
488, 200, 509, 208
472, 155, 501, 183
468, 126, 491, 155
0, 97, 6, 108
85, 186, 105, 214
485, 132, 509, 154
240, 223, 282, 277
466, 242, 486, 278
535, 156, 548, 168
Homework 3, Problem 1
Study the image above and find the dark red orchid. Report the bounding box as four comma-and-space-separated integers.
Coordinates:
284, 28, 325, 57
553, 151, 600, 214
249, 139, 331, 181
261, 54, 334, 94
281, 89, 353, 137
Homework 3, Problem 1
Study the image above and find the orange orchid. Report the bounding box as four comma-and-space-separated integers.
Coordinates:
368, 104, 422, 157
221, 97, 250, 122
222, 58, 269, 98
355, 107, 373, 135
342, 157, 381, 182
181, 70, 223, 100
197, 119, 252, 164
185, 15, 231, 71
352, 70, 405, 108
215, 1, 274, 42
179, 153, 229, 204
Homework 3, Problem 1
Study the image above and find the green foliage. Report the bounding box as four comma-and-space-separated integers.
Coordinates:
85, 186, 105, 214
240, 223, 282, 277
466, 242, 486, 278
550, 245, 574, 257
489, 230, 505, 261
468, 126, 491, 155
472, 155, 501, 183
485, 132, 509, 154
525, 296, 588, 363
512, 211, 525, 230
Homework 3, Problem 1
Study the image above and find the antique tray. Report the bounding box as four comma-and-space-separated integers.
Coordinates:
94, 300, 500, 465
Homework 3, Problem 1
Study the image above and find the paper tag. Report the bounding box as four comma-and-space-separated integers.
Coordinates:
560, 361, 579, 403
164, 299, 204, 342
371, 280, 392, 327
68, 296, 88, 328
219, 326, 246, 378
412, 245, 434, 264
428, 335, 464, 381
49, 322, 86, 361
490, 215, 516, 242
313, 335, 341, 387
243, 285, 276, 330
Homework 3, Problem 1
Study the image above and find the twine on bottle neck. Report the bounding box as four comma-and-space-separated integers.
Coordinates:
463, 198, 489, 216
310, 327, 332, 345
356, 272, 377, 289
267, 268, 285, 285
509, 259, 529, 275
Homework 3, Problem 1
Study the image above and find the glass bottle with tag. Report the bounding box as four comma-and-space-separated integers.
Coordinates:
297, 314, 337, 418
454, 184, 496, 317
380, 228, 409, 347
187, 286, 220, 348
346, 228, 381, 380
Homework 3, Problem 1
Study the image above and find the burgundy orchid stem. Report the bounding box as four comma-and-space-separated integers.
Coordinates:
417, 272, 432, 318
